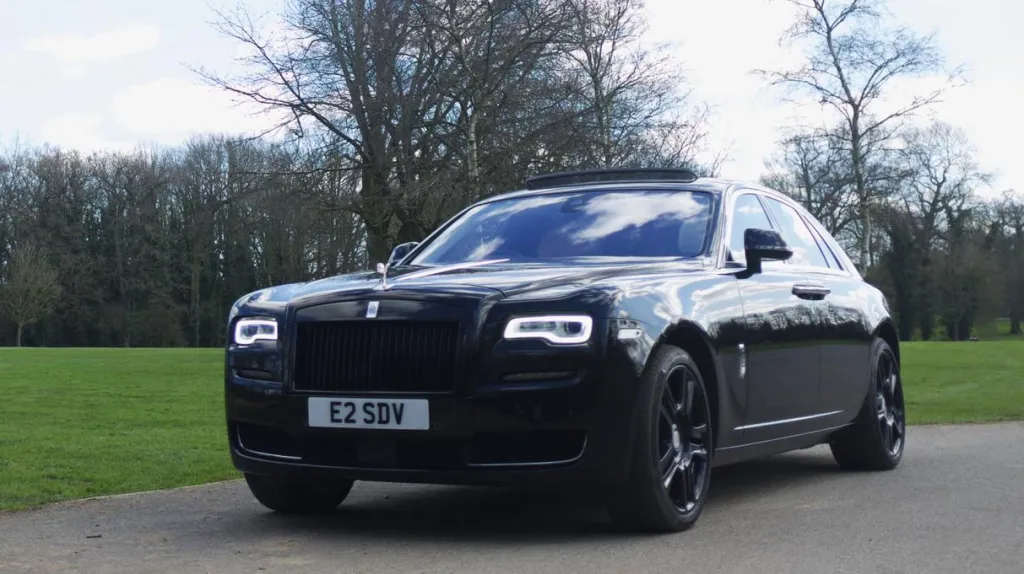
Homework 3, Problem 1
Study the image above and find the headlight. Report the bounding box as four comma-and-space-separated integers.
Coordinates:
234, 318, 278, 345
502, 315, 593, 345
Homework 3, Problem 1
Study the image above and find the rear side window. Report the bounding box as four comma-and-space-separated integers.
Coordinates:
808, 222, 844, 270
762, 197, 830, 268
728, 194, 774, 265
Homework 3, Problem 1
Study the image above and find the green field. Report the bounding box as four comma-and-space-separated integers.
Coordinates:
0, 348, 235, 512
1, 340, 1022, 511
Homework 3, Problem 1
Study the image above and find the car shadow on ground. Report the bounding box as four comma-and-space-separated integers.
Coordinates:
229, 449, 846, 543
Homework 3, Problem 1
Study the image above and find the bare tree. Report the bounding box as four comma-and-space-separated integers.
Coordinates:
417, 1, 566, 199
897, 122, 991, 248
196, 0, 442, 262
559, 0, 710, 169
761, 128, 857, 235
758, 0, 957, 269
1, 241, 62, 346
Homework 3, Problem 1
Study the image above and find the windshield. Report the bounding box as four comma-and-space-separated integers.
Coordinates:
409, 189, 715, 266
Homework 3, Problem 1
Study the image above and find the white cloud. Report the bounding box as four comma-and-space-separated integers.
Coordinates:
108, 77, 283, 139
39, 113, 131, 152
23, 24, 162, 64
60, 66, 90, 78
33, 77, 286, 154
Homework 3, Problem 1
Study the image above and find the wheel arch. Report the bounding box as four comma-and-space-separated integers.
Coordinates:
655, 320, 725, 454
873, 319, 901, 366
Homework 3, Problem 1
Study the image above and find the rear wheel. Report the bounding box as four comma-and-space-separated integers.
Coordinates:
244, 473, 355, 514
607, 345, 713, 533
829, 338, 905, 470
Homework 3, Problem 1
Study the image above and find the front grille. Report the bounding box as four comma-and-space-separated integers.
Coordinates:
292, 320, 461, 393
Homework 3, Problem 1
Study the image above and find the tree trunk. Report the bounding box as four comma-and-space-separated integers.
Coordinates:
16, 322, 23, 347
366, 232, 391, 265
849, 121, 870, 270
958, 314, 971, 341
897, 309, 914, 341
1011, 317, 1021, 335
467, 111, 480, 201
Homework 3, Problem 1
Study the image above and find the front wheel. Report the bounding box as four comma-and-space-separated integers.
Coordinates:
244, 473, 355, 514
607, 345, 713, 533
829, 338, 906, 470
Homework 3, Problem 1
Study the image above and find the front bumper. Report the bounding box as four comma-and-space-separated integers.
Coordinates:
224, 324, 648, 488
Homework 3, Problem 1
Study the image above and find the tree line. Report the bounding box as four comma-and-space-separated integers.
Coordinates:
0, 0, 1020, 347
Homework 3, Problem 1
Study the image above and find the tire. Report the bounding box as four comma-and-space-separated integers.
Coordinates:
606, 345, 714, 533
829, 338, 906, 471
244, 473, 355, 514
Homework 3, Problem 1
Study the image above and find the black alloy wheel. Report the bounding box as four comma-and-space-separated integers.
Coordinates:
657, 364, 711, 514
607, 345, 714, 532
875, 346, 906, 458
829, 338, 906, 471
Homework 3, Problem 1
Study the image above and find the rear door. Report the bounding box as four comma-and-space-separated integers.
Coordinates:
759, 195, 871, 428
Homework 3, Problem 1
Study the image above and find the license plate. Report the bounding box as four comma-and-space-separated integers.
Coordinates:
307, 397, 429, 430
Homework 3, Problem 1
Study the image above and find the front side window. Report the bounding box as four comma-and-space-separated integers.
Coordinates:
762, 197, 830, 268
409, 190, 715, 265
728, 193, 775, 265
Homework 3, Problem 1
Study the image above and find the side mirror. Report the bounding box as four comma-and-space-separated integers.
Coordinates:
387, 241, 419, 267
743, 228, 792, 274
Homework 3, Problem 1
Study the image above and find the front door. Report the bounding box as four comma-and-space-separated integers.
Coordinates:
728, 192, 824, 442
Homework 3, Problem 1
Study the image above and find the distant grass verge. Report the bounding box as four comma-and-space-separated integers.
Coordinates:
901, 340, 1023, 424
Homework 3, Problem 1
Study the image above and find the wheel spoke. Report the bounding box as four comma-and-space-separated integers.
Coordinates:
659, 402, 676, 428
663, 453, 680, 488
662, 386, 680, 418
877, 394, 886, 420
682, 373, 695, 416
660, 446, 676, 477
678, 460, 692, 507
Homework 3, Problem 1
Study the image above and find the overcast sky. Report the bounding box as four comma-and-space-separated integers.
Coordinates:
1, 0, 1019, 196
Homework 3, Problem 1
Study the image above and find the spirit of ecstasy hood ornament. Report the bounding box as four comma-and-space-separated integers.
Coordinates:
375, 262, 390, 290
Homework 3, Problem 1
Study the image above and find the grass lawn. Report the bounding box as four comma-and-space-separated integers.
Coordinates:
1, 340, 1021, 511
901, 340, 1023, 424
0, 348, 235, 512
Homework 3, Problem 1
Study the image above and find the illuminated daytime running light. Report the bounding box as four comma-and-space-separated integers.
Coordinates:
503, 315, 593, 345
234, 318, 278, 345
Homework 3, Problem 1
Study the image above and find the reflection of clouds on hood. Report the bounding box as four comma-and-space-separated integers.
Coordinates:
566, 193, 708, 242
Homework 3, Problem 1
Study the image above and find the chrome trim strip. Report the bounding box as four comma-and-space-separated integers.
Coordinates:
716, 422, 853, 452
735, 410, 843, 431
467, 436, 587, 468
236, 432, 303, 462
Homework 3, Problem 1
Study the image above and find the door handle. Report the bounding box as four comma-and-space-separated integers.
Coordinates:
792, 283, 831, 299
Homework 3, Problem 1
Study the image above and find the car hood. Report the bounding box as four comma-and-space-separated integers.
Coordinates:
234, 258, 709, 310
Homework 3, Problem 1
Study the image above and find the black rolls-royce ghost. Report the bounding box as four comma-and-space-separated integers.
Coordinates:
224, 168, 906, 532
